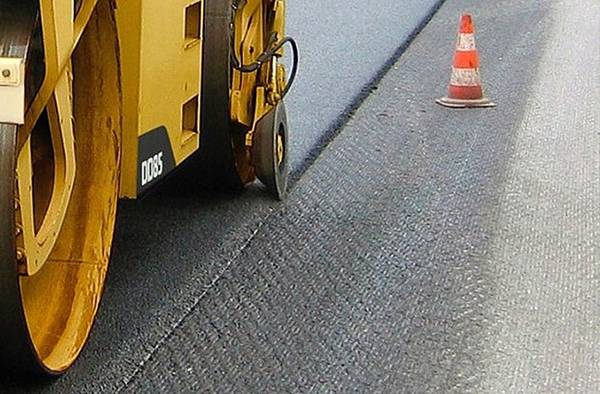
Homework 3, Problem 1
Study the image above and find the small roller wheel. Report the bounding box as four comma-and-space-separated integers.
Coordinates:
198, 0, 289, 192
253, 102, 289, 200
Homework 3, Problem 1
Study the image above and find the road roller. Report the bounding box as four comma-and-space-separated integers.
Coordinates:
0, 0, 297, 375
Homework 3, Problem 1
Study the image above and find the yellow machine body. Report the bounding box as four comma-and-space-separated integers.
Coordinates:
0, 0, 293, 375
115, 0, 204, 197
113, 0, 286, 197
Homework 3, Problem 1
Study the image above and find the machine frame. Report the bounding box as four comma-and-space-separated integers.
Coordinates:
0, 0, 294, 375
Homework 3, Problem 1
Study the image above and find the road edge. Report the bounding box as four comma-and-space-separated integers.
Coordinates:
290, 0, 448, 184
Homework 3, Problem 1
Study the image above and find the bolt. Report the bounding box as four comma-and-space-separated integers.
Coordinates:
2, 69, 11, 78
16, 249, 25, 262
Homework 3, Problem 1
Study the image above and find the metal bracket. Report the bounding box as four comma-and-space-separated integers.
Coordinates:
0, 57, 23, 86
0, 58, 25, 124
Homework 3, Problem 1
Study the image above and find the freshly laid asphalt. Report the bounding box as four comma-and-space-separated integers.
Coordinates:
3, 0, 600, 392
285, 0, 443, 172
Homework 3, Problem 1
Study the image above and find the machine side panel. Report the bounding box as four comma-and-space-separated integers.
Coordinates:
137, 0, 203, 188
116, 0, 204, 198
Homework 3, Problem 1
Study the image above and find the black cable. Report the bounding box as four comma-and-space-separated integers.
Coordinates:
229, 12, 299, 100
278, 36, 299, 99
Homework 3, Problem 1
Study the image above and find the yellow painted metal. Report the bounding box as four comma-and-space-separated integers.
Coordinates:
276, 132, 284, 166
271, 0, 285, 56
15, 0, 85, 276
13, 0, 290, 275
231, 0, 287, 127
230, 0, 288, 183
0, 0, 291, 374
18, 0, 122, 372
21, 0, 97, 146
13, 0, 290, 205
115, 0, 204, 198
20, 0, 122, 373
231, 0, 264, 127
266, 0, 287, 105
16, 68, 76, 276
114, 0, 288, 196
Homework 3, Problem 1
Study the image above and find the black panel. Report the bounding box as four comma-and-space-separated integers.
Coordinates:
137, 126, 176, 195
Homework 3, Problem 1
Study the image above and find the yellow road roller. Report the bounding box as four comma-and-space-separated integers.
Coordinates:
0, 0, 297, 375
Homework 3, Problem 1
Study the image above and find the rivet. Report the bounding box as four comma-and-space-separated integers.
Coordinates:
2, 69, 11, 78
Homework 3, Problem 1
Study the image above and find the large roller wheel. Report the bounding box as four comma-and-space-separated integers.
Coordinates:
0, 0, 121, 375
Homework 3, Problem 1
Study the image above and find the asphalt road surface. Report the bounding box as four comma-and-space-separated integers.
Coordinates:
285, 0, 443, 172
3, 0, 600, 392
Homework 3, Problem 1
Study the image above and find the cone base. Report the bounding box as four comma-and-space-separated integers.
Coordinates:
436, 96, 496, 109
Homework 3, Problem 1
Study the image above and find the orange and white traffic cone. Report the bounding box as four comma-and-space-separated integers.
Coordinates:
437, 14, 495, 108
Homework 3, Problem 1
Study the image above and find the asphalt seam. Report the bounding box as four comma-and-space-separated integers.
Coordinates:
117, 1, 449, 389
290, 0, 447, 185
117, 217, 271, 391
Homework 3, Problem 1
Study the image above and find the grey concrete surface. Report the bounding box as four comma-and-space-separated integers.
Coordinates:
2, 0, 600, 392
